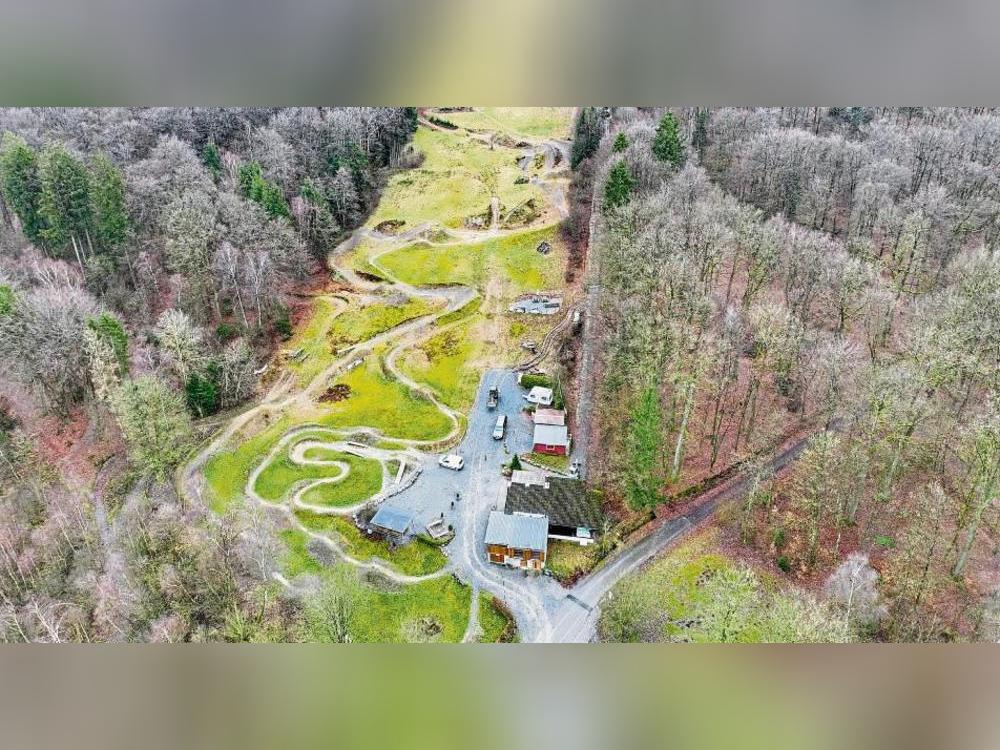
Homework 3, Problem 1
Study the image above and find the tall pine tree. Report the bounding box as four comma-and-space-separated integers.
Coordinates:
39, 144, 94, 263
89, 154, 130, 250
603, 160, 635, 210
571, 107, 605, 168
652, 112, 685, 167
692, 109, 709, 159
238, 160, 289, 219
0, 133, 46, 243
201, 142, 222, 177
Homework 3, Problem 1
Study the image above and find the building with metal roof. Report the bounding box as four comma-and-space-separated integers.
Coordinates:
369, 505, 413, 542
532, 423, 570, 455
533, 408, 566, 426
484, 511, 549, 573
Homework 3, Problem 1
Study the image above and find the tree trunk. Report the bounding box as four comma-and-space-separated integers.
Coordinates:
669, 381, 695, 483
70, 235, 85, 275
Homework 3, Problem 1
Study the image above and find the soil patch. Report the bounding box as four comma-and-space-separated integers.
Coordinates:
319, 384, 352, 403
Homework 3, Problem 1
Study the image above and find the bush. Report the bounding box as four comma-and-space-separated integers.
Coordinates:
776, 555, 791, 573
216, 322, 238, 342
520, 373, 553, 390
428, 115, 458, 130
274, 307, 293, 340
186, 368, 220, 418
771, 527, 787, 550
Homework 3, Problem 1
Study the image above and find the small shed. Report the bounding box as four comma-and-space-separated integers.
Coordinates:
533, 423, 570, 456
534, 408, 565, 426
369, 505, 413, 543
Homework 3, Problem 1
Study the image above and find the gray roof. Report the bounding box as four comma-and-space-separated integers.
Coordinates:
370, 505, 412, 534
484, 511, 548, 552
505, 477, 603, 530
533, 423, 569, 447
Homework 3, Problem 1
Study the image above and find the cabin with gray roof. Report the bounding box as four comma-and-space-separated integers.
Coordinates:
484, 511, 548, 573
369, 505, 413, 543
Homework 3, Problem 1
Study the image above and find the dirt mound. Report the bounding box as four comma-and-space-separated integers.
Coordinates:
318, 384, 352, 403
374, 219, 405, 235
306, 538, 337, 567
463, 206, 492, 229
362, 569, 402, 592
503, 198, 541, 227
403, 616, 443, 643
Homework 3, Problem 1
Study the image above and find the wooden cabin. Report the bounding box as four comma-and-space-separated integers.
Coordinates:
484, 511, 548, 573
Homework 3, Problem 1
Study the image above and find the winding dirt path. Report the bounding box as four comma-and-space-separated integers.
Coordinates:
177, 114, 577, 640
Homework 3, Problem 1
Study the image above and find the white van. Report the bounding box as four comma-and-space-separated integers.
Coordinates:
492, 414, 507, 440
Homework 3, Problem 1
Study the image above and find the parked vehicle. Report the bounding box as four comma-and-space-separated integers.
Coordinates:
487, 386, 500, 410
492, 415, 507, 440
438, 454, 465, 471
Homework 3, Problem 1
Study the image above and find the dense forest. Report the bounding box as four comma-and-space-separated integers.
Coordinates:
0, 107, 416, 641
580, 107, 998, 641
1, 106, 996, 642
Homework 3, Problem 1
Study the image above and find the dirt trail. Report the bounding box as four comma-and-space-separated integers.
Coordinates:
177, 112, 577, 641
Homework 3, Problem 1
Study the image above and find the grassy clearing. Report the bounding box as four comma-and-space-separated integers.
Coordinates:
398, 320, 481, 411
525, 452, 571, 473
279, 529, 322, 578
281, 552, 470, 642
340, 237, 382, 276
368, 127, 544, 229
443, 107, 574, 140
301, 445, 343, 461
285, 296, 343, 387
600, 532, 730, 641
379, 225, 565, 294
546, 540, 599, 582
295, 510, 448, 576
597, 530, 843, 643
434, 295, 482, 327
477, 593, 517, 643
351, 573, 470, 643
313, 354, 453, 441
203, 415, 295, 514
253, 432, 377, 502
252, 436, 383, 507
298, 452, 383, 507
327, 295, 441, 348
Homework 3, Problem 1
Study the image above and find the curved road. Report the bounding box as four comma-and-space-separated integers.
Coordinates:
178, 113, 813, 643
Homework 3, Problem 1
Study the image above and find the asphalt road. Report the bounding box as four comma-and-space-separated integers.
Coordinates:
545, 429, 815, 642
382, 361, 818, 642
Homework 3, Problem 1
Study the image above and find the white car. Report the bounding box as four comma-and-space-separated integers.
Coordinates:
438, 454, 465, 471
492, 414, 507, 440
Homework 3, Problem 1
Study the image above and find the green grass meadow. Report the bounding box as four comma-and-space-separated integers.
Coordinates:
314, 354, 453, 442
